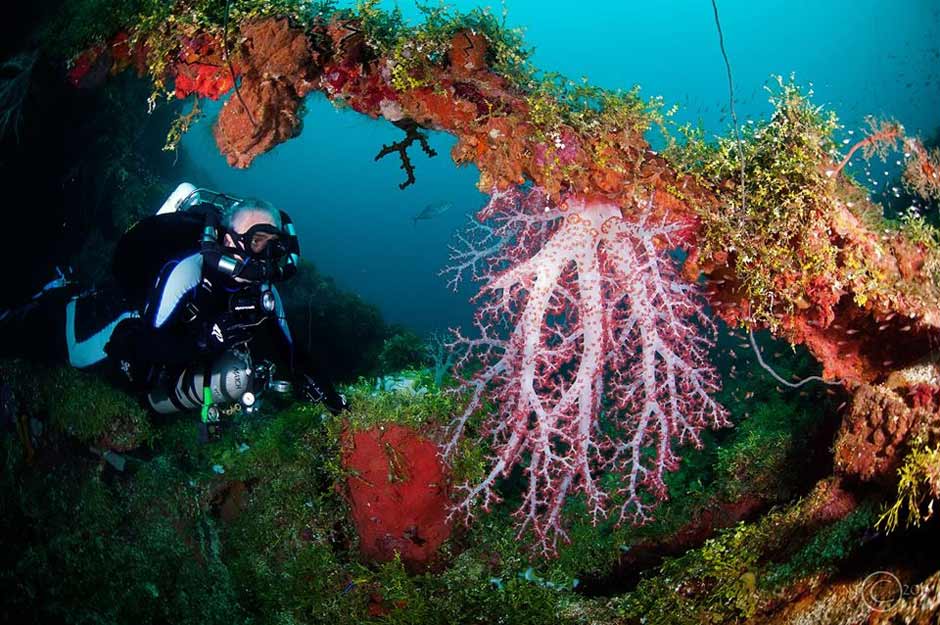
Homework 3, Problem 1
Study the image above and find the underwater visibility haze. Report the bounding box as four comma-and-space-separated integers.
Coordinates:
1, 1, 940, 624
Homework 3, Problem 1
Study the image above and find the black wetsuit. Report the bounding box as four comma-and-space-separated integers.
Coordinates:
0, 210, 346, 415
108, 210, 346, 414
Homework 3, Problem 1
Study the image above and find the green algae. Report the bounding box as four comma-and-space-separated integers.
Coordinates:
879, 429, 940, 533
0, 446, 243, 625
616, 495, 877, 625
0, 358, 152, 449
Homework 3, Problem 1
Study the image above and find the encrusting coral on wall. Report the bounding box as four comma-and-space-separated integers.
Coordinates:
214, 17, 319, 167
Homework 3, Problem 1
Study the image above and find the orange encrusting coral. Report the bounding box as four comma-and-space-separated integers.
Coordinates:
214, 18, 320, 168
172, 34, 238, 100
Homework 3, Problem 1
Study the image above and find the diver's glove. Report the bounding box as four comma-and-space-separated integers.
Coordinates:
296, 371, 348, 415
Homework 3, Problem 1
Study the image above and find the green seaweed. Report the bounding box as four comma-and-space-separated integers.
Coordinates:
0, 358, 152, 449
378, 330, 431, 374
0, 447, 243, 625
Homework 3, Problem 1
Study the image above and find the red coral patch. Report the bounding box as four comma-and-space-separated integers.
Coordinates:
341, 423, 452, 570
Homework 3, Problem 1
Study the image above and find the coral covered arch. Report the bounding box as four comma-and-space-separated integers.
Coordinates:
67, 4, 940, 548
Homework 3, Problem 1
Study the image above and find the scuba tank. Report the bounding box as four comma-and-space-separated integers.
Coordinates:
147, 348, 259, 415
148, 347, 292, 441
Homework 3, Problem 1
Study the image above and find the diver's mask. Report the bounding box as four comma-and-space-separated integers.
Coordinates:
219, 222, 294, 283
230, 222, 288, 258
176, 187, 300, 284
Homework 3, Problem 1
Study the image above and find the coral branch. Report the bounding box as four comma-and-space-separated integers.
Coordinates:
832, 117, 904, 177
902, 137, 940, 203
443, 187, 728, 551
374, 118, 438, 190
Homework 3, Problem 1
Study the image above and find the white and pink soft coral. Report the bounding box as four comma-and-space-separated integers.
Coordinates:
442, 186, 730, 553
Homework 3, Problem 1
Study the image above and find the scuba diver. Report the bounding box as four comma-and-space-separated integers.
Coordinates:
0, 183, 347, 441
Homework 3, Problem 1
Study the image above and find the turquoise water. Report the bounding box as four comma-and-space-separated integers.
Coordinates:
181, 0, 940, 334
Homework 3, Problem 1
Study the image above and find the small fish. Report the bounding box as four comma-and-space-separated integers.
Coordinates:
412, 201, 453, 225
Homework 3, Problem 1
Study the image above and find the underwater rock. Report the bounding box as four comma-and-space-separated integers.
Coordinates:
760, 566, 940, 625
835, 357, 940, 482
759, 576, 880, 625
870, 570, 940, 624
341, 423, 452, 570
